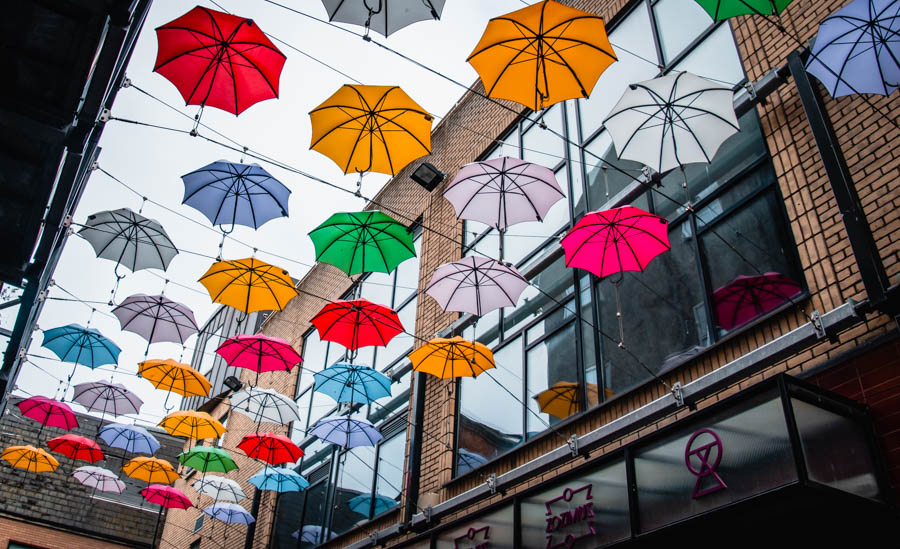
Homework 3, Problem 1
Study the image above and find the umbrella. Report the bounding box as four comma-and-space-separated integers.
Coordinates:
694, 0, 794, 20
712, 272, 802, 331
348, 494, 398, 516
249, 466, 310, 492
202, 502, 255, 524
806, 0, 900, 97
154, 6, 286, 115
407, 336, 495, 379
309, 417, 383, 448
311, 299, 404, 351
122, 456, 180, 484
138, 358, 211, 399
179, 446, 238, 474
78, 208, 178, 273
142, 484, 193, 509
467, 0, 617, 110
309, 211, 417, 276
309, 84, 432, 175
1, 445, 59, 473
98, 423, 161, 455
425, 256, 529, 317
442, 157, 565, 231
48, 434, 104, 464
72, 381, 144, 417
313, 363, 392, 404
230, 387, 303, 425
292, 525, 337, 543
457, 448, 489, 473
112, 294, 199, 349
604, 72, 740, 182
534, 381, 599, 420
159, 411, 226, 441
199, 258, 298, 314
193, 475, 247, 502
73, 466, 126, 493
321, 0, 445, 37
217, 334, 302, 373
41, 324, 121, 369
16, 396, 78, 436
237, 433, 304, 465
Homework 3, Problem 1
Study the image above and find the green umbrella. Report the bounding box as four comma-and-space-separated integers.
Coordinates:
308, 211, 416, 276
178, 446, 238, 474
694, 0, 793, 20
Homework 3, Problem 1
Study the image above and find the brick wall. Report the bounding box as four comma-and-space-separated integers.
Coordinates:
0, 515, 140, 549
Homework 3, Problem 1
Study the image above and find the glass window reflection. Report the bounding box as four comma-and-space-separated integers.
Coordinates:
527, 322, 579, 435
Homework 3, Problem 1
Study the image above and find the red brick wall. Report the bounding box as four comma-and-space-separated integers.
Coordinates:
0, 515, 139, 549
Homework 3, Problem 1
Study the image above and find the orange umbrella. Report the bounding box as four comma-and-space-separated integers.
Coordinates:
408, 336, 495, 379
467, 0, 617, 110
1, 445, 58, 473
199, 258, 298, 314
534, 381, 601, 420
122, 456, 180, 484
138, 359, 211, 398
159, 411, 226, 441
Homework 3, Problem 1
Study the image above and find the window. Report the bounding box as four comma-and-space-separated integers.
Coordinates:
193, 515, 205, 533
216, 413, 228, 447
196, 323, 224, 378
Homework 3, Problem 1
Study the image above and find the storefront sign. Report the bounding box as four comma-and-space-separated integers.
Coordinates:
543, 484, 596, 549
453, 526, 490, 549
685, 428, 727, 498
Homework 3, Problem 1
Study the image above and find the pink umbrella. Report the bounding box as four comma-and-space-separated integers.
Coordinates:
216, 335, 302, 385
425, 256, 529, 316
142, 484, 192, 547
16, 396, 78, 441
713, 272, 802, 331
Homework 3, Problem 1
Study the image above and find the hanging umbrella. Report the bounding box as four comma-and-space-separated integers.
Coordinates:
309, 211, 417, 275
467, 0, 617, 110
41, 324, 121, 369
159, 411, 226, 441
199, 258, 298, 314
237, 432, 304, 465
321, 0, 445, 37
72, 381, 144, 417
309, 84, 432, 175
407, 336, 495, 379
154, 6, 287, 115
457, 448, 489, 472
142, 484, 192, 509
78, 208, 178, 273
806, 0, 900, 97
48, 434, 104, 464
122, 456, 180, 484
311, 298, 404, 351
1, 445, 59, 473
694, 0, 794, 20
314, 363, 392, 404
139, 358, 211, 399
292, 525, 337, 543
230, 387, 303, 425
203, 502, 255, 524
179, 446, 238, 473
16, 396, 78, 434
534, 381, 599, 420
712, 272, 802, 331
425, 257, 529, 317
348, 494, 398, 517
443, 157, 565, 231
73, 466, 127, 493
248, 466, 310, 492
112, 294, 199, 348
193, 475, 247, 502
217, 334, 302, 375
309, 417, 383, 448
98, 423, 161, 455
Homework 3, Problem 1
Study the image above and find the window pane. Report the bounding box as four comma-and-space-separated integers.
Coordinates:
291, 389, 313, 445
522, 105, 564, 167
301, 330, 331, 374
653, 0, 713, 64
272, 489, 306, 549
504, 252, 574, 338
579, 275, 600, 409
360, 272, 393, 308
583, 131, 650, 212
307, 390, 337, 438
486, 126, 520, 160
672, 23, 745, 86
374, 432, 407, 515
376, 297, 416, 368
296, 480, 331, 547
331, 446, 377, 533
393, 234, 421, 305
466, 308, 500, 347
527, 322, 579, 435
371, 367, 411, 423
466, 229, 500, 258
502, 165, 569, 266
300, 440, 332, 475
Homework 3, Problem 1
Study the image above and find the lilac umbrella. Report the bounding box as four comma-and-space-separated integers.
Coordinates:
72, 381, 144, 417
73, 466, 127, 493
112, 294, 199, 351
443, 156, 565, 231
425, 256, 529, 316
98, 423, 161, 455
309, 417, 383, 448
202, 502, 255, 524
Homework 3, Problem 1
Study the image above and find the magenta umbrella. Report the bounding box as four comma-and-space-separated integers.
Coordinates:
425, 256, 529, 316
216, 335, 302, 385
16, 396, 78, 441
713, 272, 802, 331
142, 484, 192, 547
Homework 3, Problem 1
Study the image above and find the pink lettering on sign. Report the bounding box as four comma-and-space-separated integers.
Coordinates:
543, 484, 597, 549
453, 525, 490, 549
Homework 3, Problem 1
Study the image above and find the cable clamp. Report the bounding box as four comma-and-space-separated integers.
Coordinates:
369, 531, 378, 545
98, 109, 111, 123
486, 473, 497, 495
37, 291, 47, 302
62, 215, 73, 229
671, 381, 685, 408
743, 81, 758, 101
89, 161, 99, 171
423, 505, 433, 523
567, 434, 579, 457
810, 310, 827, 340
121, 77, 132, 89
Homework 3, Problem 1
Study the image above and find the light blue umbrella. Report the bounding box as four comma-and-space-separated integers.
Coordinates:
41, 324, 121, 368
348, 494, 398, 517
98, 423, 161, 455
202, 502, 255, 524
310, 417, 383, 448
313, 363, 392, 404
248, 466, 310, 492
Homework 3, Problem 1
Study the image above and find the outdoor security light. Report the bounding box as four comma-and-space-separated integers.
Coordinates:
411, 162, 445, 191
224, 376, 242, 392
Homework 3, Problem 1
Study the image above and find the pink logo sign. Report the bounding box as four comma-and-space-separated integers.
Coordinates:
543, 484, 596, 549
684, 428, 727, 498
453, 525, 490, 549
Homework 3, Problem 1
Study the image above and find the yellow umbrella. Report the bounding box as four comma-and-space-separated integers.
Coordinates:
122, 456, 180, 484
1, 445, 59, 473
408, 336, 495, 379
138, 359, 211, 398
159, 410, 226, 441
467, 0, 617, 111
199, 258, 298, 314
534, 381, 602, 420
309, 84, 433, 176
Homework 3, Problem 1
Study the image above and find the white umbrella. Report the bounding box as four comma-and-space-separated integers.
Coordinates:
73, 466, 126, 493
193, 475, 247, 503
425, 256, 529, 316
321, 0, 445, 37
230, 387, 302, 425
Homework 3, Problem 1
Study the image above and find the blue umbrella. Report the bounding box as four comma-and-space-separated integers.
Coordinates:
806, 0, 900, 97
202, 502, 255, 524
98, 423, 161, 455
313, 363, 392, 404
41, 324, 121, 368
309, 417, 383, 449
348, 494, 398, 517
248, 466, 310, 492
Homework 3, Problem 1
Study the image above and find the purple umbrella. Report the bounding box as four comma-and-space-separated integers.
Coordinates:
112, 294, 199, 351
443, 156, 565, 231
425, 256, 529, 316
202, 502, 255, 524
309, 417, 383, 449
72, 381, 144, 417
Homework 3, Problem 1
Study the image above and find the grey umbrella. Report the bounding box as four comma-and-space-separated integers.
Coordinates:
72, 381, 144, 417
112, 294, 199, 353
230, 387, 303, 426
321, 0, 445, 37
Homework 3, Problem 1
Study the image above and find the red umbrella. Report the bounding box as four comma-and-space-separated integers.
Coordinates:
154, 6, 287, 116
311, 299, 404, 352
47, 434, 104, 464
216, 334, 302, 375
237, 432, 303, 465
713, 272, 802, 331
16, 396, 78, 438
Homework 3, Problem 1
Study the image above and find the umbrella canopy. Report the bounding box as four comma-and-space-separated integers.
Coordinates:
311, 298, 404, 351
199, 258, 298, 313
138, 359, 211, 398
321, 0, 445, 37
179, 446, 238, 473
713, 272, 802, 331
73, 466, 126, 493
181, 161, 291, 229
292, 525, 337, 543
112, 294, 199, 346
407, 336, 495, 379
230, 387, 303, 425
16, 396, 78, 431
193, 475, 247, 502
48, 434, 104, 463
159, 411, 226, 441
313, 363, 392, 404
99, 423, 161, 455
1, 445, 59, 473
443, 157, 565, 231
41, 325, 121, 369
203, 502, 255, 524
78, 208, 178, 273
467, 0, 617, 110
309, 417, 383, 448
237, 433, 303, 465
122, 456, 180, 484
561, 206, 670, 279
141, 484, 193, 509
604, 71, 740, 175
309, 84, 432, 175
72, 381, 144, 417
694, 0, 794, 20
534, 381, 599, 420
806, 0, 900, 97
348, 494, 398, 516
309, 211, 416, 276
154, 6, 286, 115
216, 334, 302, 374
248, 466, 310, 492
425, 256, 529, 317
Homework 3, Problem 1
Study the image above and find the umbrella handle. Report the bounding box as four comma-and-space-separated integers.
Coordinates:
613, 279, 625, 349
108, 268, 126, 306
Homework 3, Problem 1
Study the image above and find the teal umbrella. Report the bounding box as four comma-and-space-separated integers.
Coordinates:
41, 324, 121, 369
348, 494, 398, 516
248, 466, 309, 492
308, 211, 415, 275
